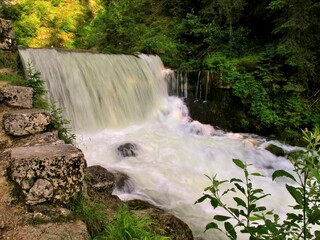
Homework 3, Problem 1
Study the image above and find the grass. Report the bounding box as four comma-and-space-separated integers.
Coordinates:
68, 194, 171, 240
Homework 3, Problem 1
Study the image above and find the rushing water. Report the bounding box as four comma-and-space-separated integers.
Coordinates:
19, 48, 297, 240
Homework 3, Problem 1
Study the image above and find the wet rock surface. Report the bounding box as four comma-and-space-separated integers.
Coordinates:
117, 142, 140, 157
86, 165, 115, 193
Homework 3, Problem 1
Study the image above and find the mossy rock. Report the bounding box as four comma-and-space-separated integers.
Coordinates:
265, 144, 285, 157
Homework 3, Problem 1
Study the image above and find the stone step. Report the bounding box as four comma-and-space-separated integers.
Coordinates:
7, 143, 86, 205
3, 109, 51, 136
0, 86, 33, 109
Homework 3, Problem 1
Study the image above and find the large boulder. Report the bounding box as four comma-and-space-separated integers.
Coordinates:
0, 86, 33, 109
8, 144, 86, 205
3, 109, 51, 136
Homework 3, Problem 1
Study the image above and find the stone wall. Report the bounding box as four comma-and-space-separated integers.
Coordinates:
0, 18, 16, 50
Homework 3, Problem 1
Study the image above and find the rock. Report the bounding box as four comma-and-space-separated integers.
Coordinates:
86, 165, 115, 194
113, 171, 134, 193
134, 208, 194, 240
0, 90, 4, 101
0, 86, 33, 108
14, 131, 64, 147
8, 144, 86, 205
127, 199, 159, 210
117, 143, 139, 157
2, 220, 89, 240
3, 109, 51, 136
26, 179, 54, 205
0, 139, 10, 151
265, 143, 285, 157
0, 18, 16, 50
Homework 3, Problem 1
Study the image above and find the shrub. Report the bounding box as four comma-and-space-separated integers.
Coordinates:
196, 127, 320, 239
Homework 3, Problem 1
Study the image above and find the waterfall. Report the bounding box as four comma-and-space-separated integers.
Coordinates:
18, 48, 297, 240
19, 48, 168, 132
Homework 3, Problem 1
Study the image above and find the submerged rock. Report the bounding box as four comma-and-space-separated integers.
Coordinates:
265, 143, 285, 157
117, 143, 140, 157
113, 171, 134, 193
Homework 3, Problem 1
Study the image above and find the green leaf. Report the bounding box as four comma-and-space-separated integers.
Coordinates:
265, 219, 279, 234
224, 222, 237, 239
251, 194, 271, 203
234, 183, 246, 195
233, 197, 246, 208
249, 214, 265, 221
230, 178, 243, 183
210, 198, 220, 208
252, 172, 264, 177
252, 206, 267, 212
310, 167, 320, 182
309, 208, 320, 224
229, 208, 240, 217
195, 195, 209, 204
272, 170, 296, 182
251, 189, 264, 194
286, 184, 303, 205
213, 215, 231, 221
233, 159, 246, 169
286, 213, 300, 221
205, 222, 219, 231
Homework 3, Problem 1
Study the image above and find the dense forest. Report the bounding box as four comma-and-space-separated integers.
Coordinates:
1, 0, 319, 144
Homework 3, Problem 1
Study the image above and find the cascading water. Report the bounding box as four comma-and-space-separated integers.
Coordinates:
19, 48, 167, 132
19, 48, 297, 240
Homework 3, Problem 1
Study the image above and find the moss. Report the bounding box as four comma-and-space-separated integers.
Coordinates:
265, 143, 285, 157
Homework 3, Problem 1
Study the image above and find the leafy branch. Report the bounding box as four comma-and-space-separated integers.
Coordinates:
197, 127, 320, 239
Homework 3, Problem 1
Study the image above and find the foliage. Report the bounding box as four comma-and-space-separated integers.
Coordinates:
68, 194, 107, 237
25, 61, 49, 108
1, 0, 95, 48
68, 195, 170, 240
2, 0, 319, 141
0, 50, 19, 70
196, 127, 320, 239
0, 72, 25, 86
97, 206, 170, 240
81, 0, 182, 67
47, 103, 75, 144
195, 159, 278, 239
271, 127, 320, 239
